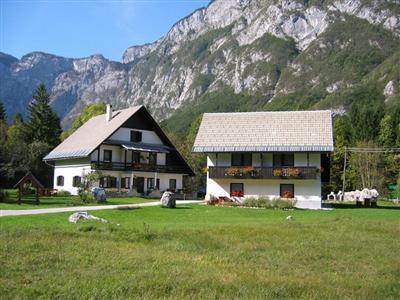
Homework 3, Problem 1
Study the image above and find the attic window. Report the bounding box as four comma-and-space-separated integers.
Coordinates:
130, 130, 142, 142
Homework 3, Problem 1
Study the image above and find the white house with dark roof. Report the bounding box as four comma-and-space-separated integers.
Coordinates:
44, 105, 194, 195
192, 110, 334, 209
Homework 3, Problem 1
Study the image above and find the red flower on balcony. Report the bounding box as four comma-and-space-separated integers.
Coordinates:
242, 166, 255, 174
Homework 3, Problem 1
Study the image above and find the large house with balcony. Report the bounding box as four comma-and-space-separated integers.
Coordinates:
44, 105, 194, 195
192, 110, 334, 209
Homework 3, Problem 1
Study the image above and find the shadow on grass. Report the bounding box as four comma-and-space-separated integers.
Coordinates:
1, 199, 68, 206
330, 203, 400, 210
161, 206, 192, 209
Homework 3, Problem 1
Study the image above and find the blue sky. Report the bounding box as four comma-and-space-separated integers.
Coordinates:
1, 0, 210, 61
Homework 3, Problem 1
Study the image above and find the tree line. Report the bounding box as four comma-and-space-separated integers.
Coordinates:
0, 84, 61, 187
329, 100, 400, 196
1, 83, 399, 198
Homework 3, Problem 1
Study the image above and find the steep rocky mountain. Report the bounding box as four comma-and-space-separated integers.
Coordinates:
0, 0, 399, 129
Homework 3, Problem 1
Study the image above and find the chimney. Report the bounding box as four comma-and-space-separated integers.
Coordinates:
106, 104, 112, 122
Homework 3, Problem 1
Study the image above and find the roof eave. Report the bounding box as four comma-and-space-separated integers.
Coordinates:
192, 145, 335, 153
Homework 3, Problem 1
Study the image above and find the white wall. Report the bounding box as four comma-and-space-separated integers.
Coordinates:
54, 160, 183, 195
109, 128, 163, 144
53, 158, 91, 195
205, 152, 323, 209
206, 177, 321, 208
157, 153, 166, 165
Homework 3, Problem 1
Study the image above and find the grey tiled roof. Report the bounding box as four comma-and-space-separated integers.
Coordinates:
192, 110, 334, 152
44, 106, 141, 160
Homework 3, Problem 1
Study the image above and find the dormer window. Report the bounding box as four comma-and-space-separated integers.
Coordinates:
130, 130, 142, 142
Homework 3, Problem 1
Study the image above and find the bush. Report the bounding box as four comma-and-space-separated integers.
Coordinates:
67, 191, 96, 206
243, 196, 271, 208
0, 189, 10, 202
78, 190, 96, 203
243, 196, 296, 209
272, 198, 296, 209
55, 190, 71, 197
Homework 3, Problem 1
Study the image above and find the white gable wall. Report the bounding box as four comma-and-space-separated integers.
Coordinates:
109, 128, 163, 144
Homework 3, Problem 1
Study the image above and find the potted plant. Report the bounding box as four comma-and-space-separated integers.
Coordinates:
287, 167, 301, 177
282, 191, 294, 198
273, 168, 282, 177
242, 166, 259, 177
231, 190, 244, 197
226, 167, 241, 177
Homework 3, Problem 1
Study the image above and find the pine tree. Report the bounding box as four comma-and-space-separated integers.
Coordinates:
378, 115, 395, 148
26, 83, 61, 147
0, 100, 6, 121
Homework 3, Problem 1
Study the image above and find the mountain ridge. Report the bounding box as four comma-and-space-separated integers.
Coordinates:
0, 0, 399, 128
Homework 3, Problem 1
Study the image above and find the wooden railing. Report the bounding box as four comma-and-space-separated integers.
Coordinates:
208, 166, 318, 180
91, 161, 188, 174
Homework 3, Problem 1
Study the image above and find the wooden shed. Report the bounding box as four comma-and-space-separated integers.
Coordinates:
14, 172, 44, 204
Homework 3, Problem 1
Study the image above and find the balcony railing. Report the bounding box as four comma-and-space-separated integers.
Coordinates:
91, 161, 188, 174
208, 166, 318, 180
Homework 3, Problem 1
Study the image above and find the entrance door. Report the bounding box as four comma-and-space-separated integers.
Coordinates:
136, 177, 145, 194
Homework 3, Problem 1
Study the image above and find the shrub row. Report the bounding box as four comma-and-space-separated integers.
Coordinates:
242, 196, 296, 209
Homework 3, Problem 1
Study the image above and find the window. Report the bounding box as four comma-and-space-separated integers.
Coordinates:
56, 176, 64, 186
149, 152, 157, 165
147, 178, 155, 189
72, 176, 81, 187
132, 152, 140, 164
100, 176, 117, 188
130, 130, 142, 142
280, 184, 294, 198
273, 153, 294, 167
230, 183, 244, 197
103, 150, 112, 162
121, 177, 130, 189
146, 178, 160, 190
231, 153, 252, 166
169, 179, 176, 190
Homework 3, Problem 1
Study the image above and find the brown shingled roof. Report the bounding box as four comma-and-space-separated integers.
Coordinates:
44, 106, 141, 160
192, 110, 334, 152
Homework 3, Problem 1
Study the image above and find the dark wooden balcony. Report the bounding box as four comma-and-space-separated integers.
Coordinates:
91, 161, 189, 174
208, 166, 318, 180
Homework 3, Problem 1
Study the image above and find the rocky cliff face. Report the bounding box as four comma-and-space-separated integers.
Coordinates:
1, 0, 399, 127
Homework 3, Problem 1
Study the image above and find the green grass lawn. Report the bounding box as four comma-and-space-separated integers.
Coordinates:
0, 189, 158, 210
1, 204, 399, 299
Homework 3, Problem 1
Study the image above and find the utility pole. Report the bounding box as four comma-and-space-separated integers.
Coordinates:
342, 147, 347, 194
